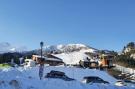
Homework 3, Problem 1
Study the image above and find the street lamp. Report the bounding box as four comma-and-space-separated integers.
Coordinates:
40, 42, 44, 59
39, 41, 44, 80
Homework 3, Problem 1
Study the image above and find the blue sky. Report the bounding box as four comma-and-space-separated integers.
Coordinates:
0, 0, 135, 51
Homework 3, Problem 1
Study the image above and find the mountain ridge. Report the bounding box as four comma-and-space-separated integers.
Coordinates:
0, 42, 27, 53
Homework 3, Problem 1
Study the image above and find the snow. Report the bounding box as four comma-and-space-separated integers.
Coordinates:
0, 66, 134, 89
54, 51, 89, 64
80, 48, 98, 53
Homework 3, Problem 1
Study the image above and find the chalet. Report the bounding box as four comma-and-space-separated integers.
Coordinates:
79, 52, 114, 69
99, 54, 114, 68
79, 59, 89, 68
89, 57, 99, 68
25, 59, 36, 67
79, 56, 99, 68
32, 54, 64, 66
84, 53, 99, 68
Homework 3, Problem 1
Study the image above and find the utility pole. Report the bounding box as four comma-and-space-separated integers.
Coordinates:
39, 42, 44, 80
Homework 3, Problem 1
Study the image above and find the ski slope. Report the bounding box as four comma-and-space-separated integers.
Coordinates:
54, 52, 89, 64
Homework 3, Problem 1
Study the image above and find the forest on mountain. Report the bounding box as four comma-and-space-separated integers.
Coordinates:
115, 42, 135, 68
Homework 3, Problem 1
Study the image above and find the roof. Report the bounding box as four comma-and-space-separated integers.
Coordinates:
100, 54, 114, 57
33, 54, 63, 62
83, 76, 100, 79
45, 54, 63, 62
25, 59, 34, 62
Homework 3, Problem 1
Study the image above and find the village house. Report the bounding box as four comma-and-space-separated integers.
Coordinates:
99, 54, 114, 68
32, 54, 64, 66
79, 53, 99, 68
25, 59, 36, 67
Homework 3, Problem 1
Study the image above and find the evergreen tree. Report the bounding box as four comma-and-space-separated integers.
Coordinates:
127, 42, 135, 49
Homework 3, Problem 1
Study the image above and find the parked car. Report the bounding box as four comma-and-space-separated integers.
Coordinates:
45, 70, 75, 81
82, 76, 109, 84
115, 80, 127, 86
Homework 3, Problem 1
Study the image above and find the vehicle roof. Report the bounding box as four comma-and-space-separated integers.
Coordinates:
83, 76, 100, 79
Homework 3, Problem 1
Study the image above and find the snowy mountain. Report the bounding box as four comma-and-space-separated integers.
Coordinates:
40, 44, 98, 54
0, 42, 27, 53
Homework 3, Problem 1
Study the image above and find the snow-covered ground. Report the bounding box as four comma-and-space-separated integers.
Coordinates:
0, 66, 135, 89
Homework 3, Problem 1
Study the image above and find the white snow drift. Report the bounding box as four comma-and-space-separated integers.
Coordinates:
0, 66, 134, 89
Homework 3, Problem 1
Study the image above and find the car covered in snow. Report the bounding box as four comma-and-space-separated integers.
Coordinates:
45, 70, 75, 81
115, 80, 127, 86
82, 76, 109, 84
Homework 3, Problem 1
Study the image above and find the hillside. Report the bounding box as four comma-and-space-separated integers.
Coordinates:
54, 51, 89, 64
115, 42, 135, 68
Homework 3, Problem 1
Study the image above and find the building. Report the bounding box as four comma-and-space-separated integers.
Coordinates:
79, 57, 99, 68
99, 54, 114, 68
32, 54, 64, 66
25, 59, 36, 67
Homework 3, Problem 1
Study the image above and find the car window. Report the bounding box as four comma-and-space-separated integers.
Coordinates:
97, 78, 103, 81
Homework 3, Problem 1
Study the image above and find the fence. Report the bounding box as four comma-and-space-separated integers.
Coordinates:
114, 64, 135, 79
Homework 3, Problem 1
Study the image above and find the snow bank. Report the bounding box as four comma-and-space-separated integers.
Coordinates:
0, 66, 134, 89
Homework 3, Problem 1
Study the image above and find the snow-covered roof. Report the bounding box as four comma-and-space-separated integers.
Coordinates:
33, 55, 63, 62
44, 57, 62, 62
25, 59, 34, 62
